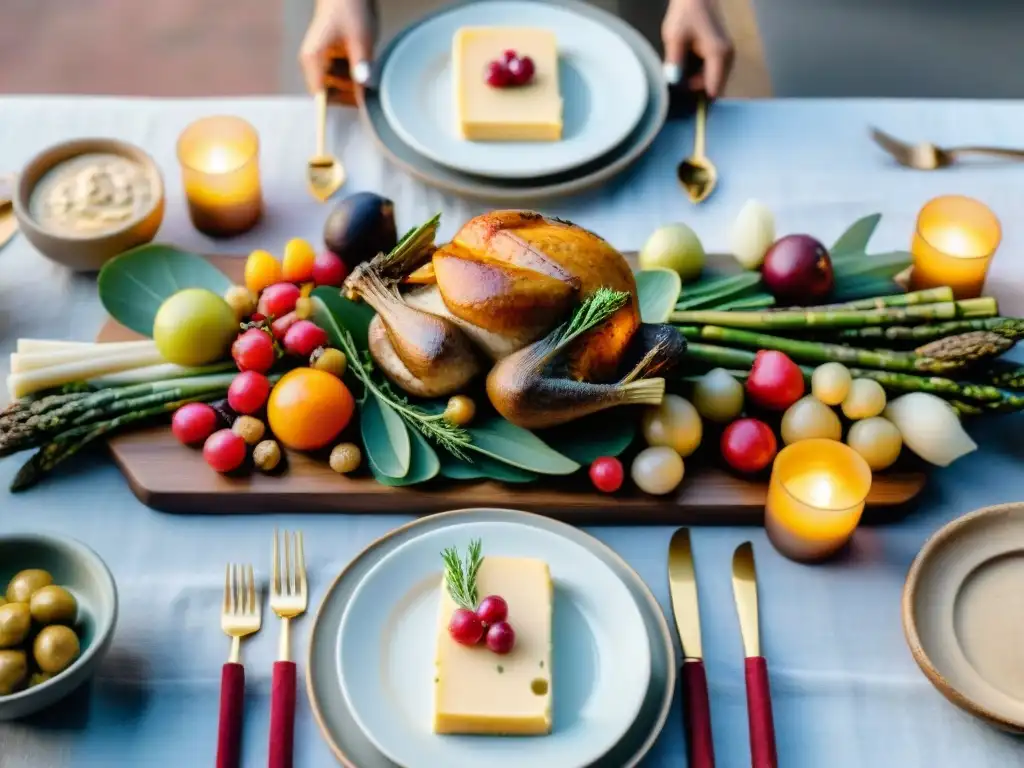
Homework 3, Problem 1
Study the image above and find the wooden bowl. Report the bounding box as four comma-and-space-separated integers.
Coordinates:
902, 502, 1024, 732
12, 138, 165, 272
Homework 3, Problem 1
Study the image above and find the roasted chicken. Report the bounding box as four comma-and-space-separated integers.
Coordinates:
344, 211, 686, 429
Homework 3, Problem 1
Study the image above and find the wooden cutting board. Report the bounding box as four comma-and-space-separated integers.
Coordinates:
97, 254, 927, 523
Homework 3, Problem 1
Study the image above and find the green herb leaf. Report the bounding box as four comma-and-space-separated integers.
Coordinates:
635, 269, 682, 323
441, 539, 482, 611
464, 416, 580, 475
551, 288, 630, 351
360, 394, 412, 478
311, 286, 376, 354
438, 450, 539, 483
538, 409, 637, 464
98, 245, 233, 336
372, 425, 440, 486
831, 213, 882, 257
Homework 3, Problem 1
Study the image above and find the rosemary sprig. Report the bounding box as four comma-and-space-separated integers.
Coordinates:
441, 539, 483, 611
552, 287, 630, 349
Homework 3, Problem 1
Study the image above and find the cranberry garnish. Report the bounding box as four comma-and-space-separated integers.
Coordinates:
486, 621, 516, 654
503, 49, 518, 63
448, 608, 485, 646
485, 60, 512, 88
476, 595, 509, 625
507, 55, 535, 85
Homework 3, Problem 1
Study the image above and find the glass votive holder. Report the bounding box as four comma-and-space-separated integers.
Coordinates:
910, 195, 1001, 299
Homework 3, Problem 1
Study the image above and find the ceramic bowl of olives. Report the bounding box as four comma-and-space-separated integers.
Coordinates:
0, 533, 117, 720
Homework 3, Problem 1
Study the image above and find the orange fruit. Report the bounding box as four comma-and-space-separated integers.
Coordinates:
281, 238, 317, 283
245, 249, 282, 294
267, 368, 355, 451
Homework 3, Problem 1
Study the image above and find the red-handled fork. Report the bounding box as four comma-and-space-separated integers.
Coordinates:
268, 530, 307, 768
218, 564, 261, 768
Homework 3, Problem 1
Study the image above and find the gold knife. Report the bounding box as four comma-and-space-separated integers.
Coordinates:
732, 542, 778, 768
668, 528, 715, 767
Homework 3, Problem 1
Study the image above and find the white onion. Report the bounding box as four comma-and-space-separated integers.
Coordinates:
846, 417, 903, 471
642, 394, 703, 457
841, 379, 887, 420
884, 393, 977, 467
692, 368, 744, 423
781, 396, 842, 445
811, 362, 852, 406
729, 199, 776, 270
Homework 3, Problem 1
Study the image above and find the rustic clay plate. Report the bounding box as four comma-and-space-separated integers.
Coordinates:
902, 502, 1024, 731
306, 508, 675, 768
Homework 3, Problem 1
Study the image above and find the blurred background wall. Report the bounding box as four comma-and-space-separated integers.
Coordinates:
3, 0, 1023, 99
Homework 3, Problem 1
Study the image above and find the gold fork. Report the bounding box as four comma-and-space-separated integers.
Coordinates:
268, 530, 307, 768
217, 564, 261, 768
870, 126, 1024, 170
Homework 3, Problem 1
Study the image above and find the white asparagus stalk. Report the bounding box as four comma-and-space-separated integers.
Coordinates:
7, 347, 167, 400
16, 339, 157, 355
11, 343, 162, 373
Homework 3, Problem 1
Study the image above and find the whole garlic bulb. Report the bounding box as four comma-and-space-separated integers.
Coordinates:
730, 199, 776, 270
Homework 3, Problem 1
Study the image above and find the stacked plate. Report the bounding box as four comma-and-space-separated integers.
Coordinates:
357, 0, 669, 202
307, 508, 675, 768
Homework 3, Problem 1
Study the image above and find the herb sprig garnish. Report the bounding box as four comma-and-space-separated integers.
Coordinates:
441, 539, 483, 611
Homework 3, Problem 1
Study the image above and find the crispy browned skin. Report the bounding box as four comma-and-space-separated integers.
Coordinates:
432, 211, 640, 381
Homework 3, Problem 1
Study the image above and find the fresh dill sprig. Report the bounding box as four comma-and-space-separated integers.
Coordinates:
441, 539, 483, 611
553, 287, 630, 349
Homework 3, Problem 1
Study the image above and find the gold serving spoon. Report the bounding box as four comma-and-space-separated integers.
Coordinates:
307, 90, 345, 202
678, 94, 717, 204
871, 127, 1024, 170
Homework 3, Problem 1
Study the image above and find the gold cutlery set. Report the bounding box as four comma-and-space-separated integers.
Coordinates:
870, 127, 1024, 170
668, 529, 778, 768
217, 530, 307, 768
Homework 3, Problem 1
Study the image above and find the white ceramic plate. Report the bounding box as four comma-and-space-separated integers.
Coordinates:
337, 520, 652, 768
378, 0, 649, 179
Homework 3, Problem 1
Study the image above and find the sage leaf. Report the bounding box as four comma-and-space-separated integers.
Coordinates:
635, 268, 682, 323
463, 416, 579, 475
831, 213, 882, 258
311, 287, 375, 353
373, 426, 440, 486
438, 450, 538, 483
98, 244, 233, 336
361, 394, 411, 478
539, 409, 637, 464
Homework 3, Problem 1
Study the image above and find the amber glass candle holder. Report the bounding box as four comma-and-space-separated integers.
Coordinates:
177, 116, 263, 238
910, 195, 1001, 299
764, 439, 873, 562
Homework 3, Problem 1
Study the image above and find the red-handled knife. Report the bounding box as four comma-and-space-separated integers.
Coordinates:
732, 542, 778, 768
668, 528, 715, 768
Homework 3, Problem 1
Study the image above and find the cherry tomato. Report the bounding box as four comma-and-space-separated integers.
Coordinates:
721, 418, 778, 474
203, 429, 247, 473
257, 282, 301, 319
231, 328, 276, 373
312, 250, 349, 287
282, 320, 328, 358
589, 456, 624, 493
746, 350, 805, 411
227, 371, 271, 415
171, 403, 218, 446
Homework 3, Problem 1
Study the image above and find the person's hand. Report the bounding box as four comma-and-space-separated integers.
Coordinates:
661, 0, 735, 98
299, 0, 375, 94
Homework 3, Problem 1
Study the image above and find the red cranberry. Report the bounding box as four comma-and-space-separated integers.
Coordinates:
448, 608, 485, 646
502, 49, 518, 64
476, 595, 508, 625
507, 56, 535, 85
485, 61, 513, 87
486, 621, 516, 654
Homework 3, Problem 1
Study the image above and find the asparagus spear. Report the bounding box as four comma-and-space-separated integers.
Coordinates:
800, 287, 954, 311
670, 298, 998, 330
684, 343, 1024, 408
678, 325, 969, 373
915, 331, 1014, 363
833, 317, 1024, 345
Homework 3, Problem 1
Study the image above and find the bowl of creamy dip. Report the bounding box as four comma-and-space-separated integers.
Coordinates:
13, 139, 165, 272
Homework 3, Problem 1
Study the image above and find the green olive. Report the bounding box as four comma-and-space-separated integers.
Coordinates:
30, 585, 78, 626
0, 602, 31, 648
28, 672, 53, 688
6, 569, 53, 603
34, 625, 80, 675
0, 650, 27, 695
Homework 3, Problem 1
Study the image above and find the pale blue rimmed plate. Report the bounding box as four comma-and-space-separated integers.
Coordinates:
337, 519, 652, 768
378, 0, 648, 179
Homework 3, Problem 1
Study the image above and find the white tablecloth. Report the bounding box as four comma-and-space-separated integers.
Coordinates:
2, 95, 1024, 768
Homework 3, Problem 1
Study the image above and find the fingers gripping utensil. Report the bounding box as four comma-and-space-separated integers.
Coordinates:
732, 542, 777, 768
307, 90, 346, 202
870, 127, 1024, 170
269, 530, 308, 768
668, 528, 715, 767
218, 563, 261, 768
677, 94, 718, 203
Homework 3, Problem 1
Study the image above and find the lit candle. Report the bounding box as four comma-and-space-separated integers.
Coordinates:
177, 116, 263, 238
910, 195, 1001, 299
764, 439, 872, 562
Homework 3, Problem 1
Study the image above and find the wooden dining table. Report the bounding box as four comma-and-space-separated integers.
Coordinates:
2, 94, 1024, 767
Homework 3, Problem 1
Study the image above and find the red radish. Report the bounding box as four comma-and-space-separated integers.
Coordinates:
485, 621, 516, 654
721, 418, 778, 474
313, 250, 348, 287
203, 429, 247, 473
476, 595, 508, 625
762, 235, 834, 304
283, 320, 329, 358
257, 282, 301, 319
271, 311, 300, 340
589, 457, 624, 493
231, 328, 276, 373
746, 350, 805, 410
448, 608, 485, 646
228, 371, 271, 414
171, 403, 218, 446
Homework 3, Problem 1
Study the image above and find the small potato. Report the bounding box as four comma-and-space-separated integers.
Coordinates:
29, 585, 78, 626
0, 602, 31, 648
847, 417, 903, 471
33, 625, 80, 675
0, 650, 28, 696
6, 569, 53, 604
781, 396, 842, 445
642, 395, 703, 457
811, 363, 852, 406
841, 379, 887, 420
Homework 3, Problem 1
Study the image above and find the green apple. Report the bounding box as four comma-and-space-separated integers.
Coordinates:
153, 288, 237, 366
